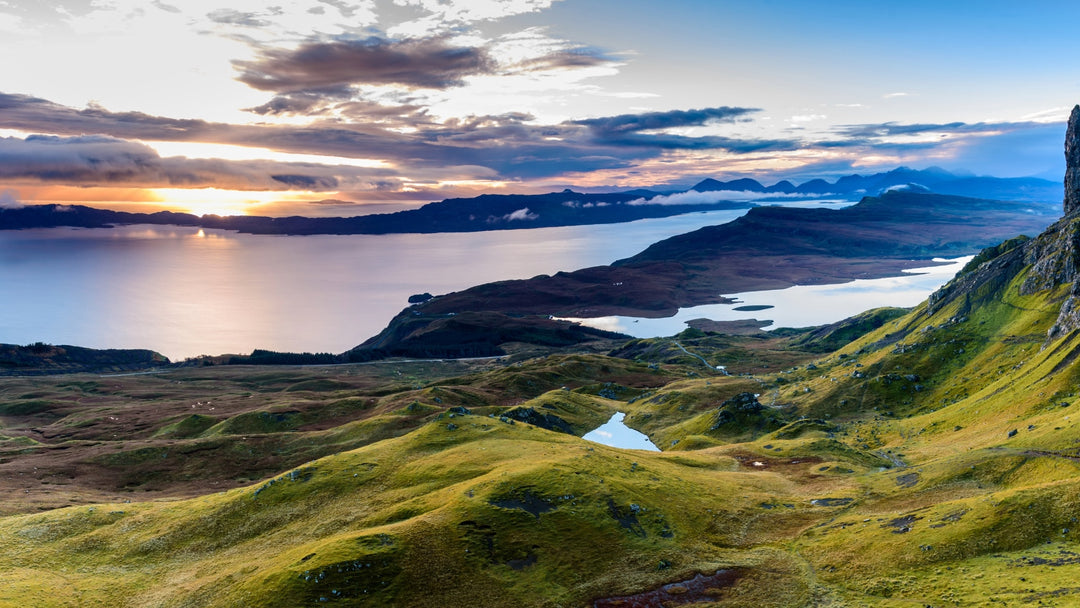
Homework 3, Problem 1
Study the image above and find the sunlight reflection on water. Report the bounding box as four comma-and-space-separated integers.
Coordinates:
564, 256, 972, 337
582, 412, 661, 451
0, 209, 756, 359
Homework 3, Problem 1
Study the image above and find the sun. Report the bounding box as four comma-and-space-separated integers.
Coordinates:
147, 188, 318, 217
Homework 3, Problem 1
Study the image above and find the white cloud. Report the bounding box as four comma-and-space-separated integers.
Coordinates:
883, 92, 910, 99
0, 11, 24, 32
502, 207, 539, 220
606, 91, 661, 99
1020, 107, 1074, 123
790, 114, 826, 123
885, 183, 927, 193
390, 0, 559, 35
627, 190, 826, 206
0, 188, 23, 208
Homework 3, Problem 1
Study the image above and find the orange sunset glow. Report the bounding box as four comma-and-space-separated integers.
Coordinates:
0, 1, 1071, 218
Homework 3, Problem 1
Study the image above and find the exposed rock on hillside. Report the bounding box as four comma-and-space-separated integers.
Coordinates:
1066, 105, 1080, 215
930, 106, 1080, 341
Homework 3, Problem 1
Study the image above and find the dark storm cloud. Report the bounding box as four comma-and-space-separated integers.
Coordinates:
0, 92, 809, 180
0, 92, 426, 158
576, 107, 758, 135
0, 93, 230, 143
829, 120, 1053, 145
271, 174, 339, 189
0, 93, 642, 177
234, 36, 496, 92
575, 107, 797, 152
0, 134, 381, 191
513, 46, 614, 71
599, 132, 796, 152
244, 86, 358, 116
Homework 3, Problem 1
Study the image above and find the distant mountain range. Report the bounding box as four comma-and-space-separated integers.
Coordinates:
0, 191, 753, 235
690, 166, 1061, 201
352, 190, 1061, 360
0, 167, 1062, 235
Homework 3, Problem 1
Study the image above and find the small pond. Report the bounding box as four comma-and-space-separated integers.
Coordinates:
583, 412, 661, 451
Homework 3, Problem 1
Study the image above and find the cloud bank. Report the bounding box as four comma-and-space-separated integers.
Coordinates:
0, 134, 392, 191
626, 190, 828, 206
235, 37, 497, 92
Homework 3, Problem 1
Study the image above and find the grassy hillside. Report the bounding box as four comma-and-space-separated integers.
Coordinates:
7, 218, 1080, 605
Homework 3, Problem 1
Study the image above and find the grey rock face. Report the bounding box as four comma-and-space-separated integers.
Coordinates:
929, 108, 1080, 344
1066, 105, 1080, 215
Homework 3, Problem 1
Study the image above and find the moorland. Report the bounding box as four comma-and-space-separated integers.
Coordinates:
1, 122, 1080, 606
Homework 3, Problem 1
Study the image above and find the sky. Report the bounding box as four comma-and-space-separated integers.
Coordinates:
0, 0, 1078, 216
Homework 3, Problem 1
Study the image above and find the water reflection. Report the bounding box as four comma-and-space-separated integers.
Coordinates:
566, 257, 972, 337
583, 412, 661, 451
0, 210, 755, 360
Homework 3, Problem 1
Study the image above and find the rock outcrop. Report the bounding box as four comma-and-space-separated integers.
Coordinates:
1066, 105, 1080, 215
929, 106, 1080, 343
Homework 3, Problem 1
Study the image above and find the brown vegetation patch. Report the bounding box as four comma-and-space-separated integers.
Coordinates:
730, 453, 824, 471
593, 570, 743, 608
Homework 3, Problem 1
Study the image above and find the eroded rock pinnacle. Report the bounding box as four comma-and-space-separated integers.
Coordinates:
1065, 105, 1080, 215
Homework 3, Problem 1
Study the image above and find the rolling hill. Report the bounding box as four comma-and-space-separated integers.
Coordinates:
0, 111, 1078, 607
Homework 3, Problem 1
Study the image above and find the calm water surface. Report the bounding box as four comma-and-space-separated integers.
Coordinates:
563, 257, 972, 338
582, 412, 661, 451
0, 202, 963, 361
0, 210, 751, 360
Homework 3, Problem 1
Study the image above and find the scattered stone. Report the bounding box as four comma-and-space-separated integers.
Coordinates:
607, 499, 647, 537
895, 472, 920, 488
502, 407, 573, 434
1008, 429, 1019, 438
883, 514, 922, 533
490, 489, 555, 520
811, 497, 854, 507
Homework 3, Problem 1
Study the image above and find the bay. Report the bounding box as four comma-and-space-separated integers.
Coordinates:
0, 209, 754, 360
563, 257, 972, 338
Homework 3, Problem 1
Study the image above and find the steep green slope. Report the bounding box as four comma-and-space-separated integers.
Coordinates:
762, 214, 1080, 605
8, 214, 1080, 605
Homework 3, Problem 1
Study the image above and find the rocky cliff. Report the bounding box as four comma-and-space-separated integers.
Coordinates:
1066, 105, 1080, 215
930, 104, 1080, 342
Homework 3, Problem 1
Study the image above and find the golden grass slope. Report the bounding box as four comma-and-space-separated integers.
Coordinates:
7, 231, 1080, 605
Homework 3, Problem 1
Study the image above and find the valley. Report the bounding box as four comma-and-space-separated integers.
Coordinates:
4, 230, 1080, 605
3, 3, 1080, 606
0, 119, 1077, 608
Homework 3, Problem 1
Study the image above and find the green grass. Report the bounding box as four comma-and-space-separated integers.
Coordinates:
8, 241, 1080, 605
